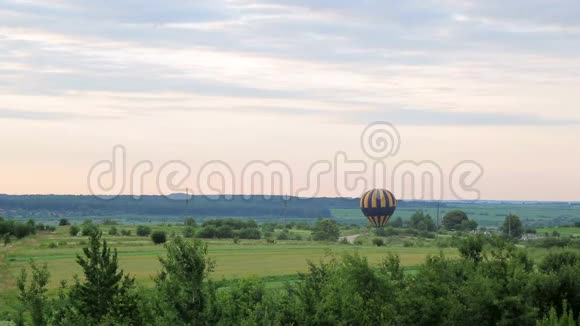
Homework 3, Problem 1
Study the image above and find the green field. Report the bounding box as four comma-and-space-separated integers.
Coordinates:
333, 202, 580, 227
537, 227, 580, 237
0, 225, 458, 314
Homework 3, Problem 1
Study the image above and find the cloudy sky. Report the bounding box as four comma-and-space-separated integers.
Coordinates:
0, 0, 579, 200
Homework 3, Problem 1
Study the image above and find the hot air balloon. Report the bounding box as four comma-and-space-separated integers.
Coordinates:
360, 189, 397, 227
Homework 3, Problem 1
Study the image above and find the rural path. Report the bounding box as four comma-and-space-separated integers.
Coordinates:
338, 233, 365, 244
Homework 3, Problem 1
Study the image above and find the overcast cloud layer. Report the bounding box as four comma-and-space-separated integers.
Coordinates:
0, 0, 579, 200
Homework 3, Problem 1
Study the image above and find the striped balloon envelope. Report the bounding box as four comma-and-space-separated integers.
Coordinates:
360, 189, 397, 227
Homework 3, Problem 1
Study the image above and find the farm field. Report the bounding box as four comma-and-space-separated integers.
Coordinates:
0, 225, 457, 315
333, 202, 580, 227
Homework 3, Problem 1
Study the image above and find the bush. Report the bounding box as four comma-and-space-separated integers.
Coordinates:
372, 238, 384, 247
48, 242, 57, 249
151, 231, 167, 244
312, 219, 340, 241
120, 229, 131, 236
69, 225, 80, 236
59, 218, 70, 226
81, 224, 98, 236
184, 217, 197, 227
354, 238, 364, 246
183, 226, 195, 238
136, 225, 152, 237
108, 226, 118, 236
237, 227, 261, 239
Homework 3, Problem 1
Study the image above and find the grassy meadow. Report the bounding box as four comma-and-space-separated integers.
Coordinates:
0, 224, 459, 316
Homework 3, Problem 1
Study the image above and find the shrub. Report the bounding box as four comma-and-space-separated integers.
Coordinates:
120, 229, 131, 236
108, 226, 118, 236
70, 225, 80, 236
136, 225, 152, 237
183, 226, 195, 238
59, 218, 70, 226
151, 231, 167, 244
372, 238, 385, 247
354, 238, 364, 246
48, 242, 57, 249
81, 224, 98, 236
184, 217, 197, 227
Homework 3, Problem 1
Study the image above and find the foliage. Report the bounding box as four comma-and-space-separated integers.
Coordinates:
0, 219, 36, 239
153, 237, 215, 325
372, 238, 384, 247
312, 218, 340, 241
65, 230, 142, 325
58, 219, 70, 226
108, 226, 118, 236
69, 225, 80, 236
408, 210, 436, 231
184, 217, 197, 227
151, 231, 167, 244
136, 225, 152, 237
503, 214, 524, 239
183, 226, 195, 238
442, 210, 469, 230
16, 261, 50, 326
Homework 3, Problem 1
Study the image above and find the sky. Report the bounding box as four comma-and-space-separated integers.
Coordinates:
0, 0, 579, 201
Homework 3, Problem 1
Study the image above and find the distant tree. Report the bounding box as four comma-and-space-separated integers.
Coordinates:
502, 214, 523, 238
120, 229, 131, 236
460, 219, 478, 231
102, 218, 117, 225
184, 217, 197, 227
16, 261, 50, 326
372, 238, 385, 247
136, 225, 152, 237
108, 226, 118, 236
408, 211, 436, 231
58, 218, 70, 226
151, 231, 167, 244
312, 219, 340, 241
389, 217, 404, 228
81, 223, 98, 236
69, 225, 80, 236
2, 233, 11, 246
183, 226, 195, 238
442, 210, 468, 230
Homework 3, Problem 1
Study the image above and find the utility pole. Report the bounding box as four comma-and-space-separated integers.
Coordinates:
282, 195, 289, 225
436, 202, 440, 231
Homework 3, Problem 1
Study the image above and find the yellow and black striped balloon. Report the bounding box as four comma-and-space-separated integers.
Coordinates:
360, 189, 397, 227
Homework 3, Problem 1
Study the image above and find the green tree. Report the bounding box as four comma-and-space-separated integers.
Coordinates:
312, 219, 340, 241
503, 214, 524, 239
108, 226, 118, 236
372, 238, 385, 247
408, 211, 436, 231
442, 210, 468, 230
136, 225, 152, 237
69, 225, 80, 236
16, 261, 50, 326
458, 235, 484, 263
184, 217, 197, 227
69, 230, 141, 324
58, 218, 70, 226
154, 237, 215, 325
183, 226, 195, 238
151, 230, 167, 244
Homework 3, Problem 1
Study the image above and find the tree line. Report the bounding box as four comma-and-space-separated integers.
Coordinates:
9, 229, 580, 325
